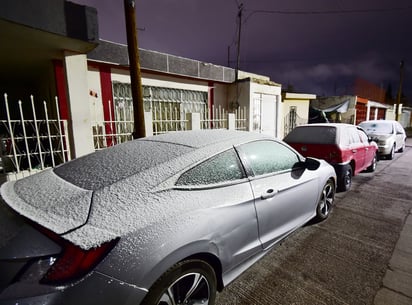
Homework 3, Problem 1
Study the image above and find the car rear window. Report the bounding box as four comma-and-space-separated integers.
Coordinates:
284, 126, 337, 144
54, 140, 193, 190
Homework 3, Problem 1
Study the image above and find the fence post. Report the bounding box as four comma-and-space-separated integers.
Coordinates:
55, 97, 66, 163
144, 111, 153, 137
63, 121, 72, 161
186, 113, 201, 130
18, 100, 32, 171
227, 113, 236, 130
4, 94, 20, 173
44, 101, 56, 167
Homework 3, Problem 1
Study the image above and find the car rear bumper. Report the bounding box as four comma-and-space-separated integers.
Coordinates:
331, 162, 349, 178
0, 271, 147, 305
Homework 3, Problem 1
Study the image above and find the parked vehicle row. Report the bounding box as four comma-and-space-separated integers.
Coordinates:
359, 120, 407, 160
284, 123, 378, 192
284, 120, 406, 192
1, 130, 336, 305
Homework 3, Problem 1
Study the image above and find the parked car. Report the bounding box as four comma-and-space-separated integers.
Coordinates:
284, 123, 378, 192
0, 130, 336, 305
358, 120, 406, 160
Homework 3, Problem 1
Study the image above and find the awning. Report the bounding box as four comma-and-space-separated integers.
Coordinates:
321, 99, 350, 113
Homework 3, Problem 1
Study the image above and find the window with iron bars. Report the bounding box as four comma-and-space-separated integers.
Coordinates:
112, 82, 208, 135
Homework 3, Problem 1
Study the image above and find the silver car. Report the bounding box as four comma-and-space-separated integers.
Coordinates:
359, 120, 406, 159
0, 130, 336, 305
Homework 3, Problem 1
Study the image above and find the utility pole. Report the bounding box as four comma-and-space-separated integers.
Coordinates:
235, 3, 243, 81
124, 0, 145, 139
395, 60, 405, 122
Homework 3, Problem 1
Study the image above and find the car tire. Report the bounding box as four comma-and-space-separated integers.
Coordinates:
315, 178, 335, 221
142, 259, 217, 305
388, 145, 395, 160
338, 166, 352, 192
366, 154, 377, 172
399, 143, 405, 153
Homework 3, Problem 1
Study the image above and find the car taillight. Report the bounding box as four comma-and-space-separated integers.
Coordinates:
33, 223, 119, 285
328, 147, 343, 163
40, 239, 118, 285
329, 151, 339, 161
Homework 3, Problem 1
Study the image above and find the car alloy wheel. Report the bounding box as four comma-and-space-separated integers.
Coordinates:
316, 179, 335, 221
388, 145, 395, 160
143, 259, 217, 305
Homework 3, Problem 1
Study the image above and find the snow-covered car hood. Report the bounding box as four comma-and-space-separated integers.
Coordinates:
0, 169, 93, 234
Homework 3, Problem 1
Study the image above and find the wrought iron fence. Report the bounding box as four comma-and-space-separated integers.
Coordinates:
92, 99, 134, 150
201, 105, 227, 129
0, 94, 71, 179
92, 102, 248, 150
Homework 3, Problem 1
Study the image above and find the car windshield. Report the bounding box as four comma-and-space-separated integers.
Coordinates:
284, 126, 337, 144
360, 122, 393, 134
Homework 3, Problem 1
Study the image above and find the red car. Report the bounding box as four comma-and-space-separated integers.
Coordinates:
284, 123, 378, 192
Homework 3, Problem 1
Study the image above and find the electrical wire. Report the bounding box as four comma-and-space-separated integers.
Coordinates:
243, 5, 412, 24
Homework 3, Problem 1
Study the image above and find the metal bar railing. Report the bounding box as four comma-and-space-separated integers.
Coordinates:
1, 94, 71, 177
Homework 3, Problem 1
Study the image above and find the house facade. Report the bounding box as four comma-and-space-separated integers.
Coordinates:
281, 92, 316, 137
0, 0, 283, 180
311, 95, 389, 125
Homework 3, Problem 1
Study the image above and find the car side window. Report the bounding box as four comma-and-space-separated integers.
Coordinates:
395, 123, 404, 134
340, 130, 350, 146
176, 148, 245, 186
358, 129, 369, 143
349, 128, 361, 144
239, 140, 300, 176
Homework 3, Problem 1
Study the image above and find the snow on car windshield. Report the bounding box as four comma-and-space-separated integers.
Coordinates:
284, 126, 337, 144
359, 122, 393, 134
54, 140, 194, 190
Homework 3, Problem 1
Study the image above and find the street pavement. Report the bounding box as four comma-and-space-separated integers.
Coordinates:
216, 138, 412, 305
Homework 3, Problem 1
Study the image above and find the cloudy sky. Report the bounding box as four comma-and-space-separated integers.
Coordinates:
72, 0, 412, 100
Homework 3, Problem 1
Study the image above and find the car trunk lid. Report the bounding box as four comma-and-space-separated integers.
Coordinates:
0, 169, 93, 235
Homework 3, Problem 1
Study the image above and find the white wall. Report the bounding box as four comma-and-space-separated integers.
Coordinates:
64, 52, 94, 157
111, 69, 210, 92
87, 66, 104, 124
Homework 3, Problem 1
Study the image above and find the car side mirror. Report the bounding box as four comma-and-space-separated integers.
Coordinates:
304, 157, 320, 171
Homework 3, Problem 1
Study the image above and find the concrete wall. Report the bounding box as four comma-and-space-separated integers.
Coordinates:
64, 52, 95, 157
0, 0, 98, 43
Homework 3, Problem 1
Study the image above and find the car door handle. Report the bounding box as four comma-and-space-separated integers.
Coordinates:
352, 149, 357, 153
261, 189, 278, 199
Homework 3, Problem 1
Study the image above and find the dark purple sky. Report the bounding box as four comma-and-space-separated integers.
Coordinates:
72, 0, 412, 100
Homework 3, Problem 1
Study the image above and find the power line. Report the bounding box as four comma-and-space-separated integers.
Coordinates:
243, 5, 412, 24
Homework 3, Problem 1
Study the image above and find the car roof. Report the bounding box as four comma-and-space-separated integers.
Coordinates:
296, 123, 355, 129
359, 120, 396, 125
52, 130, 272, 190
144, 129, 271, 148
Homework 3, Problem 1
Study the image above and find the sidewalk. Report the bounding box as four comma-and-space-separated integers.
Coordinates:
374, 138, 412, 305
